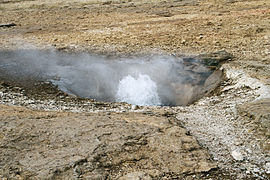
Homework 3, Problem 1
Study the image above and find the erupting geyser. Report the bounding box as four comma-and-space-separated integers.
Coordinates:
0, 49, 221, 106
116, 74, 161, 106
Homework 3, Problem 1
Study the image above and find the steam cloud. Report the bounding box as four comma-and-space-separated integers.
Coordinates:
0, 49, 213, 106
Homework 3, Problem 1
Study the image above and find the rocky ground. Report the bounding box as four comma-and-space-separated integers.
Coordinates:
0, 0, 270, 179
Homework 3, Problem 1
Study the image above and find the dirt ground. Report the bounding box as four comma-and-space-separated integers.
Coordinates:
0, 0, 270, 82
0, 0, 270, 179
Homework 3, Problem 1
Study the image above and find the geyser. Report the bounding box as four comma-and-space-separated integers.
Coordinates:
0, 49, 221, 106
116, 74, 161, 106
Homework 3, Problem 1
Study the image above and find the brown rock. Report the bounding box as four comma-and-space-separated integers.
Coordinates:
0, 105, 216, 179
198, 50, 233, 67
237, 98, 270, 151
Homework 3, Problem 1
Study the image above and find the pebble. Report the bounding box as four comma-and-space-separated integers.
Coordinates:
131, 104, 139, 110
246, 148, 252, 154
265, 162, 270, 171
234, 141, 243, 146
231, 150, 244, 161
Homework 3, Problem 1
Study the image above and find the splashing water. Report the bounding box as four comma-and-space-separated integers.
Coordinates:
116, 74, 161, 106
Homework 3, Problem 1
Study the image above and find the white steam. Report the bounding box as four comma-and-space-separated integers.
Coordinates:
116, 74, 161, 106
0, 49, 214, 106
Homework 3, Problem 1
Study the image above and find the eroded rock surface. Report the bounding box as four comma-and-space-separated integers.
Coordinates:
237, 98, 270, 152
0, 105, 215, 179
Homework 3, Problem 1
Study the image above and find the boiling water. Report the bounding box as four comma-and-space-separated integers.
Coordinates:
116, 74, 161, 106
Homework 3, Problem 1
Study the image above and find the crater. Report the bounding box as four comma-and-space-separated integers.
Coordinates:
0, 49, 226, 106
